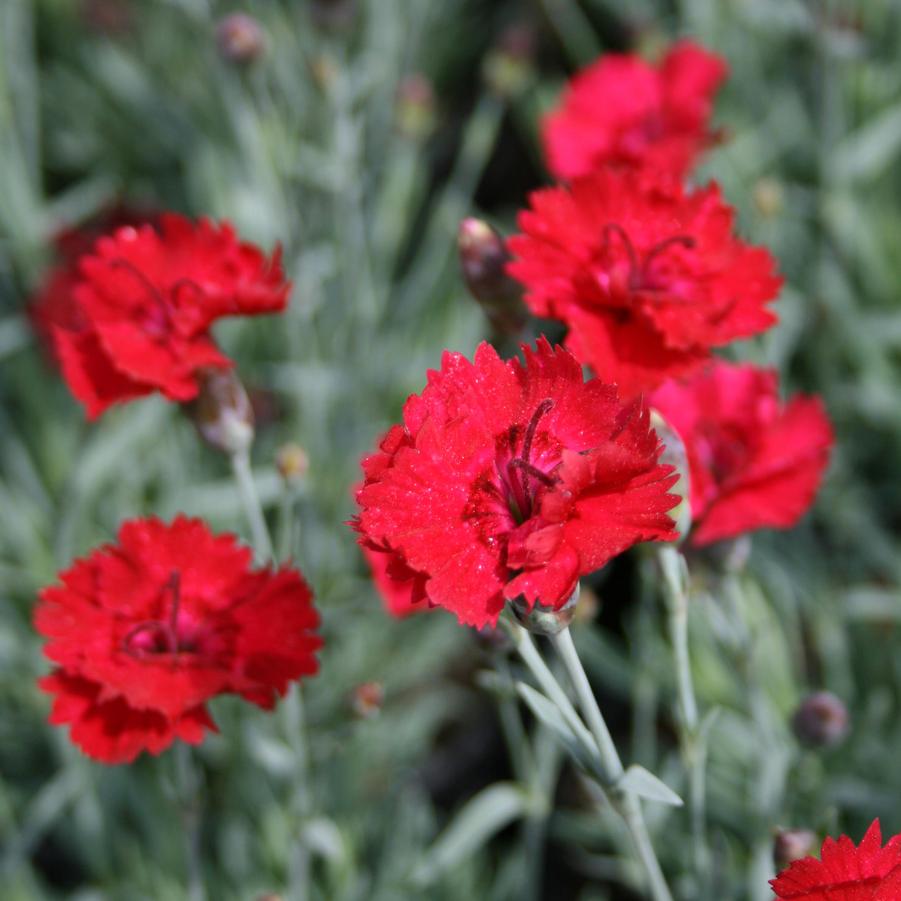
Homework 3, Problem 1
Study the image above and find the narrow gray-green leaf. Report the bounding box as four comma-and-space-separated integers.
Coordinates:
411, 782, 533, 886
618, 765, 683, 807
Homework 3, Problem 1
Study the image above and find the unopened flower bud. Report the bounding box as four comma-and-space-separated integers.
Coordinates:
483, 23, 536, 97
512, 583, 580, 636
753, 178, 783, 219
80, 0, 133, 35
396, 74, 436, 141
352, 681, 384, 718
457, 218, 525, 334
773, 828, 817, 869
189, 368, 255, 455
216, 13, 266, 65
276, 443, 309, 483
311, 0, 357, 30
791, 691, 849, 748
650, 409, 691, 540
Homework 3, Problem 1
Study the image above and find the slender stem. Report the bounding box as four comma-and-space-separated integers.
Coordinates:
231, 451, 309, 898
506, 620, 591, 751
284, 684, 310, 901
277, 481, 297, 563
659, 547, 698, 731
230, 448, 274, 561
175, 743, 206, 901
551, 626, 673, 901
551, 628, 622, 779
495, 654, 542, 901
658, 545, 708, 888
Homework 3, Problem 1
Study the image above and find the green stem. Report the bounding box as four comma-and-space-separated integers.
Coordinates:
284, 684, 311, 901
658, 545, 708, 890
230, 448, 274, 562
507, 620, 591, 751
551, 627, 673, 901
175, 744, 206, 901
276, 481, 297, 563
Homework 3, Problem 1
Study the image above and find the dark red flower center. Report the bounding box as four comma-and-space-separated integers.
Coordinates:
498, 399, 560, 524
618, 111, 665, 156
600, 223, 696, 296
697, 422, 753, 487
110, 258, 208, 339
121, 571, 211, 660
466, 399, 564, 547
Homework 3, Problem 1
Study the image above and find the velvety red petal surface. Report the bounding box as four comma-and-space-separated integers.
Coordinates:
507, 170, 781, 398
354, 339, 679, 628
650, 360, 833, 546
49, 213, 289, 417
35, 516, 320, 762
362, 544, 429, 618
542, 40, 727, 181
771, 820, 901, 900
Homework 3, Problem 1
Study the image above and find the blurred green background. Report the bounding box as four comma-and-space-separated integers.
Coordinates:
2, 1, 901, 898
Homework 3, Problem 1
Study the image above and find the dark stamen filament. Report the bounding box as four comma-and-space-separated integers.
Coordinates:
169, 278, 207, 305
602, 223, 639, 278
121, 570, 183, 658
110, 259, 172, 324
510, 458, 557, 488
642, 235, 696, 275
601, 225, 696, 291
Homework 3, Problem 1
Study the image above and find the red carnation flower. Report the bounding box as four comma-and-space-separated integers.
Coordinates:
353, 339, 679, 629
771, 819, 901, 900
507, 169, 781, 397
650, 360, 833, 547
29, 205, 157, 359
35, 516, 320, 763
362, 543, 428, 618
543, 41, 727, 181
50, 214, 289, 419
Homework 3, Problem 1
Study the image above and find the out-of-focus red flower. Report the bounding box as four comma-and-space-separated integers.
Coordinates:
771, 819, 901, 900
29, 206, 157, 358
353, 339, 679, 629
35, 516, 320, 764
362, 542, 428, 618
507, 169, 781, 397
543, 41, 727, 181
48, 214, 289, 419
650, 360, 833, 547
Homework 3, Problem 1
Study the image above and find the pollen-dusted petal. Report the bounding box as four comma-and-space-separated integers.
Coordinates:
353, 339, 679, 627
34, 517, 320, 763
542, 40, 727, 181
651, 360, 833, 547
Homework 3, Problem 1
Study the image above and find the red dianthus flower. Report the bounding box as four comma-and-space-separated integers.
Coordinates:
650, 360, 833, 547
543, 41, 727, 181
507, 169, 781, 397
771, 819, 901, 900
28, 205, 157, 359
50, 214, 289, 418
35, 516, 321, 764
353, 339, 679, 629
